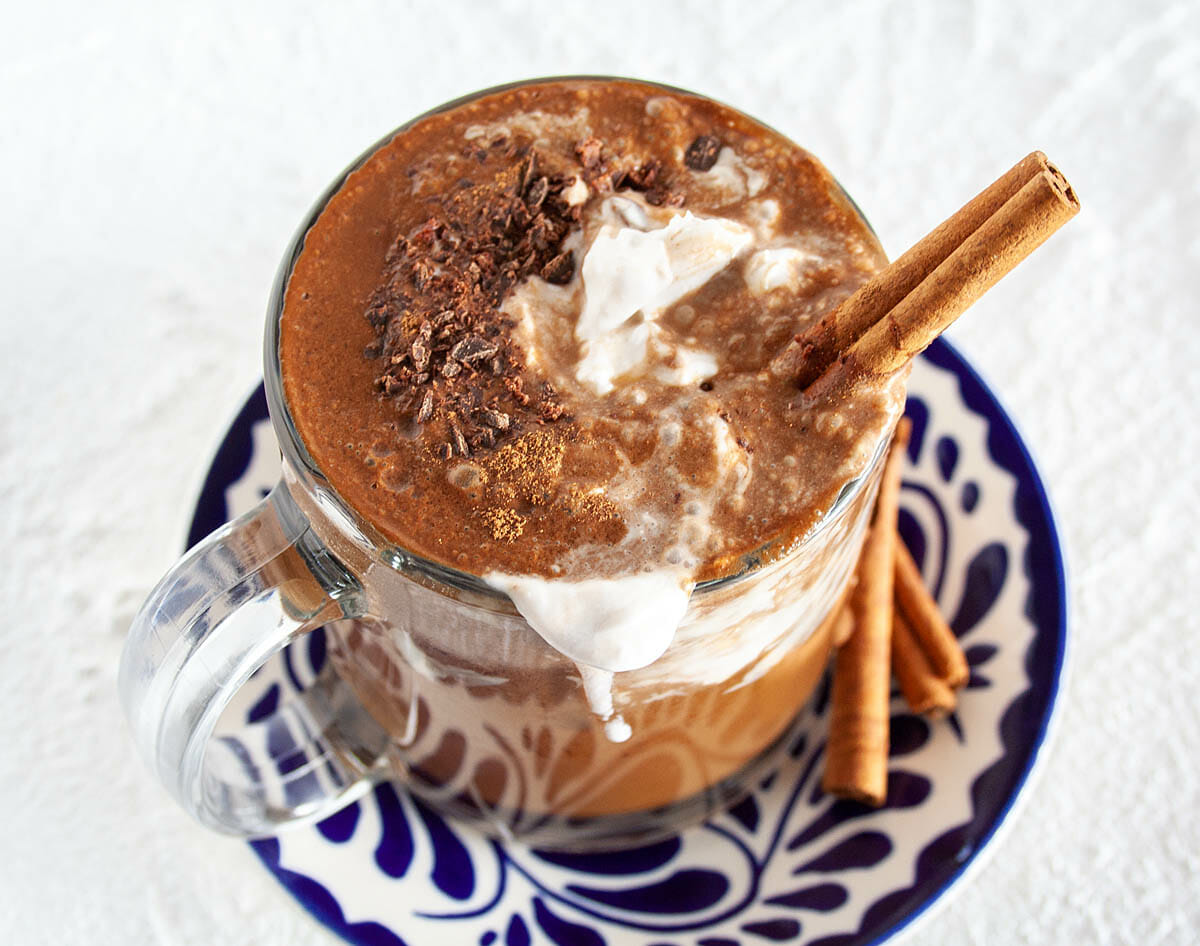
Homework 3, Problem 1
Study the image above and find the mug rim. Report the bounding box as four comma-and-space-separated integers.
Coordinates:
262, 75, 888, 600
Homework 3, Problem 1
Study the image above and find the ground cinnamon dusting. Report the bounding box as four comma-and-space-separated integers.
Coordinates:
480, 430, 566, 500
482, 507, 527, 542
468, 430, 565, 541
561, 484, 620, 525
470, 429, 628, 544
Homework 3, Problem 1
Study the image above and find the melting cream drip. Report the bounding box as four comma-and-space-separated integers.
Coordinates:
484, 570, 693, 741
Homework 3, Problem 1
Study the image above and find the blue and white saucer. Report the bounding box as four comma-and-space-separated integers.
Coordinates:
189, 338, 1067, 946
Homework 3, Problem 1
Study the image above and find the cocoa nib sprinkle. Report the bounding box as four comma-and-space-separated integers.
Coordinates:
365, 144, 580, 456
575, 137, 684, 207
365, 133, 691, 459
684, 134, 721, 172
541, 251, 574, 285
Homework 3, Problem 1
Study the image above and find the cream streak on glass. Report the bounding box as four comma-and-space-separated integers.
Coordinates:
483, 570, 693, 741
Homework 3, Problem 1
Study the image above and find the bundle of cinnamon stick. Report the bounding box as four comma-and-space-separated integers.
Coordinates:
807, 152, 1078, 806
822, 420, 970, 806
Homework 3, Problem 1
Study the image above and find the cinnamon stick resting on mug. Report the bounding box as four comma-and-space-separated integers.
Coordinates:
823, 418, 910, 806
771, 151, 1079, 398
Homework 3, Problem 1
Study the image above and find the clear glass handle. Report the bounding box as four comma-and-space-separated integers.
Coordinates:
119, 482, 390, 836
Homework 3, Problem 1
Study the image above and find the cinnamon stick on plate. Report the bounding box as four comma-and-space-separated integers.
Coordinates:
830, 600, 856, 648
815, 151, 1076, 804
773, 153, 1078, 399
894, 541, 970, 689
892, 609, 957, 719
823, 418, 911, 806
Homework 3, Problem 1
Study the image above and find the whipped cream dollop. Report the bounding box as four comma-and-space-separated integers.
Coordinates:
744, 247, 818, 294
692, 146, 767, 202
574, 197, 752, 394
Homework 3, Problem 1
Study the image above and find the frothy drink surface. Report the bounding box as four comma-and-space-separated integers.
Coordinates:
283, 80, 900, 584
280, 81, 904, 802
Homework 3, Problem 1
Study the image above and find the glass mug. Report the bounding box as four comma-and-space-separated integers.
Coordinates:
119, 78, 892, 849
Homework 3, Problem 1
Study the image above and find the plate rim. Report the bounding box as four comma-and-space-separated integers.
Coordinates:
185, 337, 1069, 946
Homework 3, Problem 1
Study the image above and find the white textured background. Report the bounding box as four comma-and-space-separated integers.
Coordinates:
3, 0, 1198, 942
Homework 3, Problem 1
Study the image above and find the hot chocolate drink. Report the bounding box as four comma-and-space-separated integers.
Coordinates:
277, 79, 904, 832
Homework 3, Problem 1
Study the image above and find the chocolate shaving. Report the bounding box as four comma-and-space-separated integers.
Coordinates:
526, 176, 549, 209
575, 137, 603, 172
417, 391, 434, 423
450, 335, 500, 363
684, 135, 721, 172
539, 400, 567, 421
448, 415, 470, 457
612, 160, 660, 191
585, 139, 683, 205
504, 375, 530, 405
540, 251, 574, 285
480, 408, 511, 430
520, 151, 538, 192
367, 133, 685, 457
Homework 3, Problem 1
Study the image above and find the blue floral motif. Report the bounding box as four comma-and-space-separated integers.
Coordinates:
533, 839, 682, 876
317, 802, 360, 844
725, 798, 759, 834
567, 870, 729, 913
505, 914, 530, 946
763, 884, 846, 912
533, 897, 608, 946
950, 543, 1008, 634
414, 803, 476, 901
191, 338, 1068, 946
741, 918, 802, 941
248, 683, 280, 723
374, 784, 414, 878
